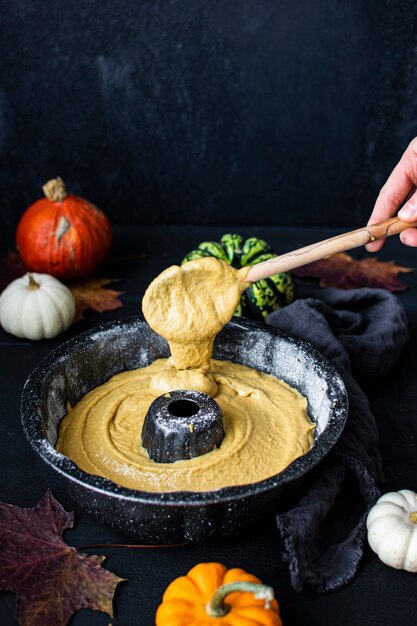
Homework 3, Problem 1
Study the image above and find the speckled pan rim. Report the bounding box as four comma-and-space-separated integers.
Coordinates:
21, 316, 348, 506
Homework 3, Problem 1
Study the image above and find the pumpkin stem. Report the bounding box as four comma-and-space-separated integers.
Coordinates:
206, 581, 275, 618
27, 274, 40, 290
43, 177, 68, 202
410, 511, 417, 524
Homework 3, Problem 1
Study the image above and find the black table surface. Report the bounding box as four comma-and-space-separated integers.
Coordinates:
1, 225, 416, 626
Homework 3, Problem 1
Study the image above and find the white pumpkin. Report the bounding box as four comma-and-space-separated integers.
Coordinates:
367, 489, 417, 572
0, 273, 76, 340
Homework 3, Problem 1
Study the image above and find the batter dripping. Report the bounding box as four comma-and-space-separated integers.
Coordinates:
57, 257, 315, 491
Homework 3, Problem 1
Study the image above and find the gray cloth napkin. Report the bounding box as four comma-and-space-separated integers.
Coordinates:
267, 285, 409, 593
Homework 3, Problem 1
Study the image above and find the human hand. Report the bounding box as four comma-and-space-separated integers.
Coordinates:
366, 138, 417, 252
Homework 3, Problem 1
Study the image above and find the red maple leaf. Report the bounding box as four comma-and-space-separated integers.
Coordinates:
292, 252, 413, 291
0, 491, 123, 626
0, 252, 27, 292
67, 277, 124, 322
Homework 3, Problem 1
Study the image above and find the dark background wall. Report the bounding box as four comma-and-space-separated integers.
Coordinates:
1, 0, 417, 228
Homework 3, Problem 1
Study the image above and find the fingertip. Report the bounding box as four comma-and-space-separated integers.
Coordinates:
365, 240, 384, 253
400, 228, 417, 247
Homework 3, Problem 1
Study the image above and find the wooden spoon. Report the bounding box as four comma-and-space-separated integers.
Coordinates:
245, 217, 417, 283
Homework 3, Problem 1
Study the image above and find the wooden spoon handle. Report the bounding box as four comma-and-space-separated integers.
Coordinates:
246, 217, 417, 283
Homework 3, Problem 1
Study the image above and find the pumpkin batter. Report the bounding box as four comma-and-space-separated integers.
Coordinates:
57, 358, 314, 491
142, 257, 248, 372
57, 257, 315, 491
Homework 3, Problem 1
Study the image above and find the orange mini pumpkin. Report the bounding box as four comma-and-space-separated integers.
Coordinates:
156, 562, 282, 626
16, 177, 112, 279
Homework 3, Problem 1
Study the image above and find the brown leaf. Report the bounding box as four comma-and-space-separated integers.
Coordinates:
0, 491, 123, 626
292, 252, 413, 291
68, 277, 124, 322
0, 252, 27, 292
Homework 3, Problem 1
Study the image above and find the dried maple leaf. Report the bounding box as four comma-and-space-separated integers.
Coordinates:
68, 277, 124, 322
0, 491, 123, 626
292, 252, 413, 291
0, 252, 27, 292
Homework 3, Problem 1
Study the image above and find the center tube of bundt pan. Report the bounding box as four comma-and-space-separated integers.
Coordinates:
141, 390, 224, 463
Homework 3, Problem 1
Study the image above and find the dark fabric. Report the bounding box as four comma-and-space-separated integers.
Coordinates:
267, 286, 409, 593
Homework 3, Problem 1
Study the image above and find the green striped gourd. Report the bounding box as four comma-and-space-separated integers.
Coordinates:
181, 234, 293, 321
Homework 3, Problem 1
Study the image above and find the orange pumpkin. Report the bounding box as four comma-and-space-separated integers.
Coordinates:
156, 562, 282, 626
16, 177, 112, 279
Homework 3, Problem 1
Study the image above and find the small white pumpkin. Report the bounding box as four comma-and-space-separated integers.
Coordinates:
0, 273, 76, 340
367, 489, 417, 572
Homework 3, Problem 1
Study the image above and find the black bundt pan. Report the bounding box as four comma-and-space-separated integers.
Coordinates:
21, 316, 348, 543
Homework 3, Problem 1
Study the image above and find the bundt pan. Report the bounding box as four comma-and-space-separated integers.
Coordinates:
21, 316, 348, 543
